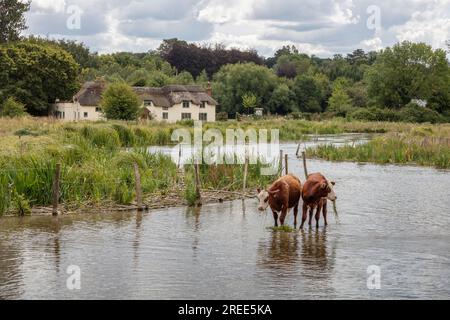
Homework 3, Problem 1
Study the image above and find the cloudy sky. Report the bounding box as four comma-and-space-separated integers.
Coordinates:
25, 0, 450, 57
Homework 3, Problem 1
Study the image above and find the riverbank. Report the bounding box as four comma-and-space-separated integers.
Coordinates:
307, 130, 450, 169
1, 117, 449, 216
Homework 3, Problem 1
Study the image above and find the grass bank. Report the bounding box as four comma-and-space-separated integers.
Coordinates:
1, 117, 449, 215
2, 117, 445, 146
308, 128, 450, 169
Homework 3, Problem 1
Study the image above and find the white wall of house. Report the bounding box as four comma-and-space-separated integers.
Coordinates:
53, 102, 104, 121
146, 101, 216, 122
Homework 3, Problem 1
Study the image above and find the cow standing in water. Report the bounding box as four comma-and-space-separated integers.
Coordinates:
300, 173, 336, 229
257, 174, 302, 227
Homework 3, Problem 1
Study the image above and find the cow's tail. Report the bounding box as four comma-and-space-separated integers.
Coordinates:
332, 200, 340, 223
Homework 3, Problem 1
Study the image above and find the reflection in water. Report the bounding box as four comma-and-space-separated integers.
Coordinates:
257, 231, 300, 277
299, 228, 336, 280
185, 206, 202, 255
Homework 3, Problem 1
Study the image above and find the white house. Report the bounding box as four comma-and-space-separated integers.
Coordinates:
51, 81, 218, 122
137, 85, 217, 122
52, 81, 105, 121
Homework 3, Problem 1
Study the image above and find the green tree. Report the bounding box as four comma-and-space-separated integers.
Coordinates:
242, 92, 258, 115
0, 41, 80, 115
268, 84, 297, 114
101, 83, 141, 120
0, 0, 30, 43
366, 41, 450, 110
174, 70, 195, 85
328, 84, 353, 116
213, 63, 278, 115
0, 96, 27, 117
293, 75, 322, 113
196, 69, 209, 87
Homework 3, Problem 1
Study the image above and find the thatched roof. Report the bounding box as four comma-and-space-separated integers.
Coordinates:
74, 81, 106, 106
74, 82, 217, 107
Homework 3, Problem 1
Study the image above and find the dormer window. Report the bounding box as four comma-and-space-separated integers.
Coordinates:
200, 101, 206, 108
144, 100, 153, 106
183, 101, 190, 108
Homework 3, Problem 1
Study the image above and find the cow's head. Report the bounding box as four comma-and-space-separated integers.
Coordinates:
256, 187, 279, 211
320, 180, 336, 201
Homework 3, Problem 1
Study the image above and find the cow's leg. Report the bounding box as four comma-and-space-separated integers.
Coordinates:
308, 207, 314, 226
315, 202, 323, 228
323, 201, 328, 226
300, 203, 308, 229
272, 210, 279, 227
293, 202, 299, 227
279, 205, 288, 226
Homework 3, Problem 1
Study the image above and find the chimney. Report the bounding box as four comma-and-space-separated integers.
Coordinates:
207, 81, 212, 97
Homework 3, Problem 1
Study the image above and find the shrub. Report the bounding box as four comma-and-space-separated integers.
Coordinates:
101, 83, 141, 120
349, 107, 399, 122
216, 112, 228, 121
1, 97, 28, 118
398, 104, 444, 123
13, 193, 31, 216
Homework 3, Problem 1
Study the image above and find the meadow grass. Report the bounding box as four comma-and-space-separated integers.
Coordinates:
1, 117, 449, 215
308, 130, 450, 169
0, 124, 178, 215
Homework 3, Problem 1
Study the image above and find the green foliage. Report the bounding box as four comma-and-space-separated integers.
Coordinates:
0, 41, 80, 115
328, 83, 353, 116
13, 193, 31, 216
213, 62, 278, 115
398, 104, 444, 123
242, 92, 258, 114
0, 0, 30, 43
308, 133, 450, 169
101, 83, 141, 120
366, 41, 450, 110
216, 111, 228, 121
268, 84, 297, 114
293, 75, 322, 113
349, 107, 399, 122
0, 97, 27, 117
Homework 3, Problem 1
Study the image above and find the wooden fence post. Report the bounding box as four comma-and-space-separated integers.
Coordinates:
285, 154, 289, 175
52, 163, 61, 216
133, 162, 144, 211
243, 156, 249, 195
194, 162, 202, 205
301, 151, 309, 179
296, 143, 301, 157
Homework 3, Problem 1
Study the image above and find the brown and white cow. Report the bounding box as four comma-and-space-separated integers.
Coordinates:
300, 172, 336, 229
257, 174, 302, 227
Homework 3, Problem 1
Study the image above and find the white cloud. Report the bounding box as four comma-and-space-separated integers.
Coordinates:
390, 4, 450, 50
24, 0, 450, 57
31, 0, 66, 13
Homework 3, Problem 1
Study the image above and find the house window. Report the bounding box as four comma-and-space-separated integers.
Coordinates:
200, 101, 206, 109
183, 101, 190, 108
162, 112, 168, 120
144, 100, 152, 106
62, 112, 65, 119
199, 113, 207, 121
181, 113, 191, 120
84, 112, 88, 118
162, 107, 169, 111
95, 107, 101, 112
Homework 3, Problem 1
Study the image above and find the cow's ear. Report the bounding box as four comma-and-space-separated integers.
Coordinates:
268, 188, 280, 196
257, 188, 261, 194
330, 181, 336, 186
320, 182, 327, 189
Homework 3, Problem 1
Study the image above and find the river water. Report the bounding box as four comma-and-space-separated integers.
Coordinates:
1, 134, 449, 299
